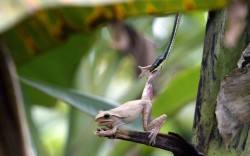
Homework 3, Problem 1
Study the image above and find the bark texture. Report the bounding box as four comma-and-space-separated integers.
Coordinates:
192, 10, 250, 155
100, 129, 203, 156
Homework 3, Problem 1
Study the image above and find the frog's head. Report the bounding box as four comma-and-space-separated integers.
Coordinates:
95, 110, 124, 127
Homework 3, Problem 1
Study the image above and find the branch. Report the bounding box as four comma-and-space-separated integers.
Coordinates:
99, 129, 204, 156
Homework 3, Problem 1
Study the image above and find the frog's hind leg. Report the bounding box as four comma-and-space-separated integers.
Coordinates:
147, 114, 167, 145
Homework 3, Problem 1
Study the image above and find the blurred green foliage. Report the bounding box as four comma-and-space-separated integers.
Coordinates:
22, 13, 205, 156
0, 0, 217, 156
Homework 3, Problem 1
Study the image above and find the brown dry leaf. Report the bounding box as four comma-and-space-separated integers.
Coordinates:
109, 21, 156, 75
216, 43, 250, 148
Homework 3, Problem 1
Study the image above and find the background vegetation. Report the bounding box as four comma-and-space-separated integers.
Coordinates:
0, 1, 228, 156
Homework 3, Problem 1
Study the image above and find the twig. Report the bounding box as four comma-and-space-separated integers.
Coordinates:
98, 129, 204, 156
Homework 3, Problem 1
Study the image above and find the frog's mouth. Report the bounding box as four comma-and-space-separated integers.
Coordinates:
98, 120, 112, 126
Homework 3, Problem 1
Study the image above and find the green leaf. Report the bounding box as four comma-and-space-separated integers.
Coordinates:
20, 77, 142, 130
20, 77, 119, 117
153, 66, 200, 117
18, 34, 93, 86
1, 0, 228, 63
18, 34, 94, 106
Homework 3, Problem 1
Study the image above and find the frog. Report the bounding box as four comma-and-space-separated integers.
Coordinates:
94, 69, 167, 145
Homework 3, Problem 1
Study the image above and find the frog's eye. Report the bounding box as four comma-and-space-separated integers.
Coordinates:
104, 113, 110, 119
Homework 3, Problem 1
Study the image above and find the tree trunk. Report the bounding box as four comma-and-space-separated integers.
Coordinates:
192, 10, 250, 155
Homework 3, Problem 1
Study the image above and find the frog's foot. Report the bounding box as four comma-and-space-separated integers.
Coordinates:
148, 128, 157, 145
138, 65, 162, 83
94, 128, 106, 137
148, 124, 163, 145
94, 128, 116, 137
147, 114, 167, 145
138, 65, 152, 78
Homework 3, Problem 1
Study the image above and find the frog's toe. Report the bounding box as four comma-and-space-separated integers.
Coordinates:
148, 128, 157, 145
94, 131, 99, 135
148, 134, 156, 145
94, 128, 105, 136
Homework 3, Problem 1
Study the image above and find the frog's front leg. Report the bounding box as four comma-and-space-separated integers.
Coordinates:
142, 102, 167, 145
95, 125, 117, 137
